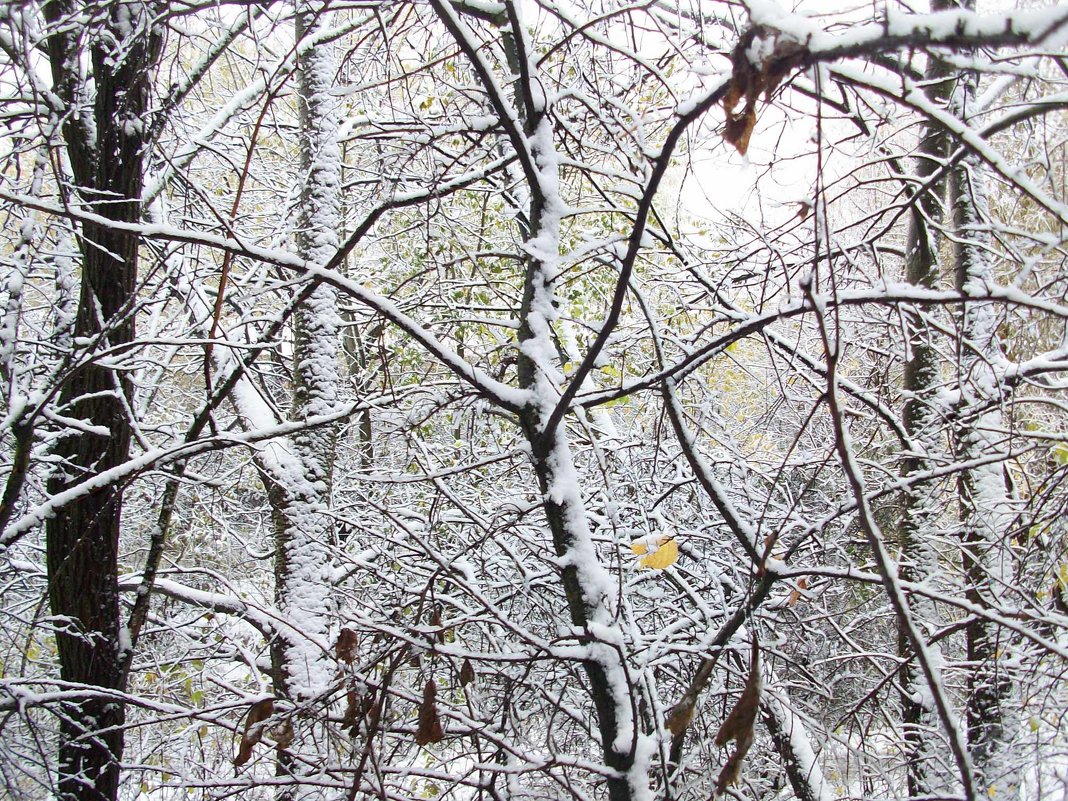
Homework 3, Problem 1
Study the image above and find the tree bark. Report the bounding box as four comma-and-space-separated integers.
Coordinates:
42, 2, 161, 799
896, 1, 958, 792
514, 89, 640, 801
266, 6, 344, 798
762, 671, 833, 801
948, 68, 1020, 800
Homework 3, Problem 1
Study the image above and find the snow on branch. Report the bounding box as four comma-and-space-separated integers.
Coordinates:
744, 2, 1068, 61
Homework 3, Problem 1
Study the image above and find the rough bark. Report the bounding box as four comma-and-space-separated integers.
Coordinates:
266, 6, 344, 798
42, 3, 160, 799
762, 671, 833, 801
948, 72, 1020, 799
517, 233, 638, 801
896, 2, 958, 792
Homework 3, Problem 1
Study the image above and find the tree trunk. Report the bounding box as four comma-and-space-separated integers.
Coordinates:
516, 169, 641, 801
267, 6, 345, 797
948, 69, 1020, 799
762, 670, 833, 801
896, 2, 958, 792
42, 2, 161, 799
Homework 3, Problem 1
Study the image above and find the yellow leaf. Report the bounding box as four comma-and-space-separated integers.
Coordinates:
639, 538, 679, 570
1053, 443, 1068, 465
630, 534, 667, 555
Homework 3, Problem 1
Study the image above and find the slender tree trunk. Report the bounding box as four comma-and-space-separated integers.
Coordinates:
762, 670, 833, 801
948, 70, 1020, 799
482, 5, 646, 795
42, 3, 160, 799
896, 3, 958, 792
266, 6, 344, 797
516, 156, 642, 801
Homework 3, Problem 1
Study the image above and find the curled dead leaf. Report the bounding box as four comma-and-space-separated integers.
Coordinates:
415, 678, 443, 745
714, 638, 761, 794
721, 27, 809, 156
234, 697, 274, 766
724, 106, 757, 156
342, 688, 361, 727
459, 657, 476, 687
664, 697, 695, 738
787, 577, 809, 607
430, 606, 446, 644
716, 750, 745, 795
335, 627, 358, 663
270, 719, 294, 751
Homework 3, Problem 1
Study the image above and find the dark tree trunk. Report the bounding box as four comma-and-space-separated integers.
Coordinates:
42, 3, 161, 799
949, 66, 1019, 798
516, 212, 636, 801
896, 1, 957, 792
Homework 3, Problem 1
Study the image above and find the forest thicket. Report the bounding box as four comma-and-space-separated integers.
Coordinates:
2, 1, 1068, 800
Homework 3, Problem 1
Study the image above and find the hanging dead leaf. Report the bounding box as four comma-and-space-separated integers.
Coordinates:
365, 697, 380, 730
787, 578, 809, 607
721, 27, 808, 156
459, 658, 476, 687
721, 29, 761, 155
415, 678, 443, 745
715, 639, 761, 748
714, 638, 761, 795
723, 106, 757, 156
664, 697, 695, 738
270, 719, 294, 751
715, 750, 745, 795
430, 606, 446, 644
335, 627, 358, 663
342, 688, 361, 727
234, 697, 274, 766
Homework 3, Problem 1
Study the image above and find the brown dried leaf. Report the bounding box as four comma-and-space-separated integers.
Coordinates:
723, 31, 757, 115
335, 627, 359, 663
415, 678, 443, 745
234, 741, 254, 767
763, 39, 807, 101
712, 641, 760, 795
715, 639, 761, 748
234, 698, 274, 766
715, 750, 744, 795
721, 28, 808, 157
342, 689, 361, 727
723, 107, 757, 156
664, 697, 695, 738
365, 697, 380, 730
271, 719, 294, 751
430, 606, 445, 644
723, 76, 747, 116
787, 577, 809, 607
459, 658, 476, 688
